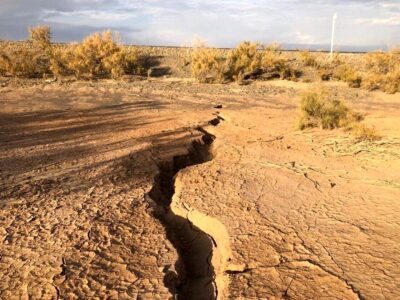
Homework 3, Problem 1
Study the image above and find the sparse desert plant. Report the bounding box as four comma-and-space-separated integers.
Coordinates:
298, 86, 350, 130
104, 48, 140, 78
365, 49, 399, 73
362, 49, 400, 93
0, 25, 52, 77
333, 64, 362, 88
28, 25, 51, 50
382, 67, 400, 93
0, 26, 144, 80
48, 46, 70, 77
0, 43, 7, 75
0, 43, 48, 77
318, 53, 342, 69
261, 46, 298, 80
225, 41, 262, 81
346, 123, 380, 142
319, 68, 333, 81
59, 31, 140, 79
300, 50, 318, 67
191, 46, 225, 82
68, 31, 121, 78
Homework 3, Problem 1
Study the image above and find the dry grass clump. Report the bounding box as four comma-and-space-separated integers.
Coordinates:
362, 49, 400, 93
298, 86, 350, 130
191, 46, 225, 83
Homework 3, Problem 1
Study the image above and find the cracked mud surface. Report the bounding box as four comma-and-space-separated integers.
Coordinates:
1, 79, 400, 299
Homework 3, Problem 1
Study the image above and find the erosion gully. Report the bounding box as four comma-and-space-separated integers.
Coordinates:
148, 117, 225, 300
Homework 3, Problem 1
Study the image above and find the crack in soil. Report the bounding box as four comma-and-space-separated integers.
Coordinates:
148, 119, 230, 300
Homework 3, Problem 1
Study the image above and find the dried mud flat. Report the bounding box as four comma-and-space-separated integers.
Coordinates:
0, 78, 399, 299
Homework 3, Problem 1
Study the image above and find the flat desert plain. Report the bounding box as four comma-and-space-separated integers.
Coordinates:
0, 78, 399, 299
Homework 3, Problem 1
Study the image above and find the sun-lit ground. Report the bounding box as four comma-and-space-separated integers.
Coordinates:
0, 75, 399, 299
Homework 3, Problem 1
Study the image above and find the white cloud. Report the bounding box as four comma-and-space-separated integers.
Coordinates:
356, 15, 400, 26
0, 0, 398, 49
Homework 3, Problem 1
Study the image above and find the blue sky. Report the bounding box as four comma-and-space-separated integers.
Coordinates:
0, 0, 399, 49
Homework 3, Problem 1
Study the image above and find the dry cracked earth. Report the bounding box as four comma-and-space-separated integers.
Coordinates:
0, 78, 399, 299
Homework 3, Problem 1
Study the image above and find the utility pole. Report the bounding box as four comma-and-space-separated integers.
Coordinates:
330, 13, 338, 61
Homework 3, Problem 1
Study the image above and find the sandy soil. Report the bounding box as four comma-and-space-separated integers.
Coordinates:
0, 78, 399, 299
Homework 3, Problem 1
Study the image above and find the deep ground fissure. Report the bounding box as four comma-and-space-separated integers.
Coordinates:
148, 124, 219, 299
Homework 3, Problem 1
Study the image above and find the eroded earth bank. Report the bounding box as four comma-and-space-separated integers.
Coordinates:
1, 78, 399, 299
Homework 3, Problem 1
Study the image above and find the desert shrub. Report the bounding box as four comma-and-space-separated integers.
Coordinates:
28, 25, 51, 50
67, 31, 121, 78
225, 41, 261, 81
189, 41, 298, 83
261, 46, 298, 80
0, 43, 49, 77
0, 27, 143, 79
0, 43, 7, 75
318, 53, 342, 69
298, 86, 350, 130
48, 46, 72, 77
333, 64, 362, 88
362, 49, 400, 93
365, 49, 399, 73
382, 68, 400, 93
300, 50, 317, 67
0, 25, 52, 77
104, 48, 140, 78
319, 68, 333, 81
362, 68, 400, 94
191, 47, 225, 83
52, 31, 140, 79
